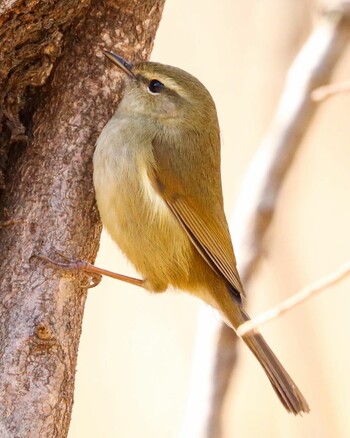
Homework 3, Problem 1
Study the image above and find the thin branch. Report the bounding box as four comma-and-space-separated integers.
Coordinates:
181, 4, 350, 437
232, 6, 350, 280
237, 260, 350, 337
311, 78, 350, 101
179, 307, 235, 438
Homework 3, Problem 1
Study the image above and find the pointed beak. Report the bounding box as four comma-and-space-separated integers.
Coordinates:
103, 50, 136, 79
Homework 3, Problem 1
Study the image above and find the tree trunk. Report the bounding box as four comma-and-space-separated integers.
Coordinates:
0, 1, 165, 436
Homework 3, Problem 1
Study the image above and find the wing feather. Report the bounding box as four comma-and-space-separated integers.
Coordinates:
167, 196, 244, 296
150, 135, 245, 298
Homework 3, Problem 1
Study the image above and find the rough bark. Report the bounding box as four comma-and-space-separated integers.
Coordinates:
0, 1, 165, 436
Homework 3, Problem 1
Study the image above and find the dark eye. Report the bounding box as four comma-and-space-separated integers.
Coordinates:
148, 79, 164, 94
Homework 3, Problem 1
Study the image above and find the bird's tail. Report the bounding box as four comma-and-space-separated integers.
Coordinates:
242, 322, 309, 414
221, 295, 309, 415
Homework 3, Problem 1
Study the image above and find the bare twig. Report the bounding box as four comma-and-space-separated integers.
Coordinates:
233, 7, 350, 279
312, 78, 350, 100
179, 307, 235, 438
237, 260, 350, 337
181, 5, 350, 437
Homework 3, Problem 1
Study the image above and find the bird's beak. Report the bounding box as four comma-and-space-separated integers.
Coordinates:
103, 50, 136, 79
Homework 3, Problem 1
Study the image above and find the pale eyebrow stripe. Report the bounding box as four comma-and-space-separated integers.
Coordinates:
138, 73, 184, 95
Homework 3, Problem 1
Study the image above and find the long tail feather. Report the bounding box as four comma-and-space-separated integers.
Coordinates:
220, 293, 309, 414
242, 327, 309, 414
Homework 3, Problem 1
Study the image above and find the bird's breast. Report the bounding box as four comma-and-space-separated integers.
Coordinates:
93, 116, 193, 291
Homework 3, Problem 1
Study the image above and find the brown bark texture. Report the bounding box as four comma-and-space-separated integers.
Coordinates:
0, 1, 165, 437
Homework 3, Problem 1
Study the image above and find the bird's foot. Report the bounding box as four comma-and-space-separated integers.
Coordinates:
32, 253, 145, 289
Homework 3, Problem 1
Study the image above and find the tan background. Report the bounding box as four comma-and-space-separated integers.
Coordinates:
69, 1, 350, 437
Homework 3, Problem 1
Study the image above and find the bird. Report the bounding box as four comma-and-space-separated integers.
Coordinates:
92, 50, 309, 415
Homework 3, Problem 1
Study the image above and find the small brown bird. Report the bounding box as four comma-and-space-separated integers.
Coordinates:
93, 50, 309, 415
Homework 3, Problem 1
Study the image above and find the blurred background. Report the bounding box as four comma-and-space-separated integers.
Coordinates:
69, 0, 350, 437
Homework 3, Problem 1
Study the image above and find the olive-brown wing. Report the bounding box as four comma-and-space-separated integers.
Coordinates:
150, 136, 245, 298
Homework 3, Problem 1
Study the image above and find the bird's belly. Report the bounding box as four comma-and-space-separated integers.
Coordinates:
93, 140, 193, 291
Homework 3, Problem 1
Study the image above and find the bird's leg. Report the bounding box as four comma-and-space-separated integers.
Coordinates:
33, 254, 145, 289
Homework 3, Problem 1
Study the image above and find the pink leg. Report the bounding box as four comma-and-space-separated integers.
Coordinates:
34, 254, 145, 289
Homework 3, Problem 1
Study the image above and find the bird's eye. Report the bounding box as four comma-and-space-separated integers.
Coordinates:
148, 79, 164, 94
